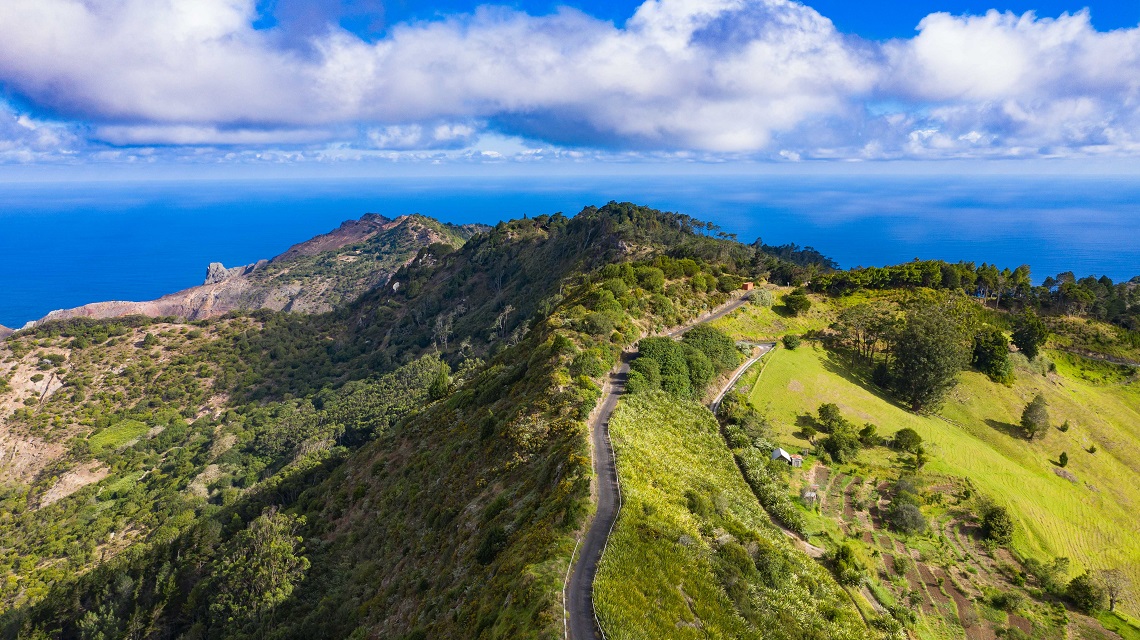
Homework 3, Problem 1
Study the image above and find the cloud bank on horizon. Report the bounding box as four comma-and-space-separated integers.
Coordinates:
1, 0, 1139, 163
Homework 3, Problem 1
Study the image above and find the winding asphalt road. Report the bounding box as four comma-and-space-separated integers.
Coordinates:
565, 295, 755, 640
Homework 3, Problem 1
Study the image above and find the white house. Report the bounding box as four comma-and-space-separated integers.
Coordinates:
772, 448, 793, 464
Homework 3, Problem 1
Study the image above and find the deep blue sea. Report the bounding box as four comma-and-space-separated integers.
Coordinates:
2, 174, 1139, 328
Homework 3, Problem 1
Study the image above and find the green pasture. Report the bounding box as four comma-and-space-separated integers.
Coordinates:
745, 343, 1140, 617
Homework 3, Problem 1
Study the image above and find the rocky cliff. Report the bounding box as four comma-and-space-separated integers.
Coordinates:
0, 326, 12, 339
27, 214, 482, 328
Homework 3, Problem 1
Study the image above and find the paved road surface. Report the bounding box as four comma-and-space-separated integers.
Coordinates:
565, 295, 749, 639
710, 341, 776, 414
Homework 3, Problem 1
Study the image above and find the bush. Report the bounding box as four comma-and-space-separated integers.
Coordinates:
716, 274, 743, 293
682, 325, 741, 371
893, 553, 914, 577
1058, 451, 1068, 467
783, 292, 812, 316
871, 362, 891, 388
981, 504, 1014, 545
988, 589, 1025, 611
749, 289, 774, 308
827, 543, 864, 586
888, 503, 928, 535
634, 266, 665, 293
892, 428, 922, 453
476, 526, 508, 564
782, 334, 802, 350
1067, 572, 1106, 613
858, 423, 878, 446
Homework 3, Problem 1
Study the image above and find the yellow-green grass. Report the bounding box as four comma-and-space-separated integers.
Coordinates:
88, 419, 149, 453
709, 288, 837, 339
1096, 610, 1140, 640
746, 343, 1140, 617
594, 391, 868, 639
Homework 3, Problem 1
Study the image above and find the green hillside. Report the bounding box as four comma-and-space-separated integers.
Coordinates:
742, 343, 1140, 613
2, 203, 1138, 639
596, 391, 870, 639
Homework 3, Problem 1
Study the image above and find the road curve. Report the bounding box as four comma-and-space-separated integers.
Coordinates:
565, 295, 749, 639
710, 342, 776, 414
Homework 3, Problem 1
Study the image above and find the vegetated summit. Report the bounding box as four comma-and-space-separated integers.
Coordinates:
1, 202, 1137, 640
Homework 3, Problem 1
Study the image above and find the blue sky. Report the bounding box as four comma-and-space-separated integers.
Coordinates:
3, 0, 1140, 166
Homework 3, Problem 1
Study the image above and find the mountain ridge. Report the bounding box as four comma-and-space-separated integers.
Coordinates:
23, 214, 484, 330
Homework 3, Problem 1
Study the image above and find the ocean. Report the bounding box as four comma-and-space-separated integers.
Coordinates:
2, 174, 1139, 328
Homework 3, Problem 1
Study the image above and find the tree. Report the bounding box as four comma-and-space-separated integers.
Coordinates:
890, 302, 970, 411
428, 361, 452, 400
888, 503, 928, 535
783, 291, 812, 316
1021, 393, 1049, 440
981, 504, 1014, 545
801, 424, 818, 444
821, 426, 861, 463
858, 423, 878, 447
782, 334, 801, 350
1097, 569, 1132, 612
887, 476, 928, 533
1058, 451, 1068, 467
1068, 572, 1106, 613
914, 445, 929, 470
972, 324, 1014, 383
210, 509, 310, 625
892, 427, 923, 453
1012, 311, 1048, 360
817, 403, 844, 432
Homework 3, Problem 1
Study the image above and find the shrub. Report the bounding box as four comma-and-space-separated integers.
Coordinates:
634, 266, 665, 293
981, 504, 1014, 545
827, 543, 864, 586
1067, 572, 1106, 613
893, 554, 914, 577
782, 334, 802, 350
783, 292, 812, 316
858, 423, 878, 446
888, 503, 928, 535
892, 427, 922, 453
749, 289, 774, 308
476, 526, 508, 564
716, 274, 743, 293
1058, 451, 1068, 467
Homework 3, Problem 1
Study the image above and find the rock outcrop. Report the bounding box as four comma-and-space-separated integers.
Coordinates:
25, 214, 481, 328
204, 261, 260, 285
0, 325, 12, 339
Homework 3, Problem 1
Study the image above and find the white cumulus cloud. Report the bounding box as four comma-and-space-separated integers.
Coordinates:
0, 0, 1139, 160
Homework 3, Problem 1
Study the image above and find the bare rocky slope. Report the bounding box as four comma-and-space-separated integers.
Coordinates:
25, 214, 483, 328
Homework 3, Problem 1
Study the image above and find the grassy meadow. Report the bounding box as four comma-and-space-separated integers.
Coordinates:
593, 391, 870, 640
744, 342, 1140, 618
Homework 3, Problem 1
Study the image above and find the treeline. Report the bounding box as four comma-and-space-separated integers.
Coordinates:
812, 259, 1140, 331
